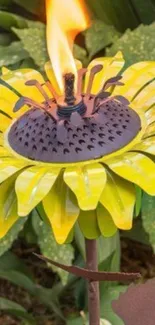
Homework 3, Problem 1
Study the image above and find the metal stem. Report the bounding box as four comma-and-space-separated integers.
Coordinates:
85, 239, 100, 325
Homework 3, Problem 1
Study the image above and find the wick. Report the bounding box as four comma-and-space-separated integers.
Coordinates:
64, 73, 76, 106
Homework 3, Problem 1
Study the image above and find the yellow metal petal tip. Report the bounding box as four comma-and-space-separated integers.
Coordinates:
2, 67, 11, 75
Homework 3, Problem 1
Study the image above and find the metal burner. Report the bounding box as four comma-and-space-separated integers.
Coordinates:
8, 65, 142, 163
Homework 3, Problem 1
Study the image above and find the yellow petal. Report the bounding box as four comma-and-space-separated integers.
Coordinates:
0, 114, 11, 132
64, 163, 107, 210
16, 166, 60, 216
0, 69, 46, 118
99, 171, 135, 230
2, 67, 11, 75
113, 62, 155, 102
85, 51, 125, 94
106, 151, 155, 195
0, 158, 28, 183
0, 146, 11, 157
45, 59, 82, 95
43, 176, 80, 244
0, 133, 3, 146
0, 99, 15, 118
0, 174, 19, 238
131, 80, 155, 112
132, 136, 155, 155
0, 92, 28, 118
143, 121, 155, 138
145, 106, 155, 124
78, 210, 100, 239
97, 203, 117, 236
0, 87, 17, 116
2, 68, 45, 102
44, 61, 61, 95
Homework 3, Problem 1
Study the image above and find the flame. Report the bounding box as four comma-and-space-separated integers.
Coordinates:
46, 0, 89, 92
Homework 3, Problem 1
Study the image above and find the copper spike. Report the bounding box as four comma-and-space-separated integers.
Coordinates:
86, 64, 103, 96
13, 97, 46, 112
77, 68, 87, 96
43, 81, 59, 101
25, 80, 50, 101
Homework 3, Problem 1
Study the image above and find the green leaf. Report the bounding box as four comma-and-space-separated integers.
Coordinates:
135, 186, 142, 217
0, 33, 13, 46
86, 0, 139, 32
85, 20, 120, 60
107, 23, 155, 69
0, 217, 27, 256
0, 10, 27, 31
74, 277, 87, 310
100, 285, 127, 325
122, 218, 150, 245
0, 297, 25, 311
67, 316, 83, 325
37, 220, 74, 285
0, 297, 36, 324
13, 22, 48, 69
0, 250, 63, 318
0, 0, 12, 7
0, 269, 36, 294
130, 0, 155, 24
142, 194, 155, 252
13, 21, 88, 70
21, 214, 38, 245
74, 223, 85, 258
0, 268, 63, 317
0, 41, 29, 67
19, 58, 37, 69
0, 251, 33, 279
99, 234, 121, 298
13, 0, 45, 16
85, 0, 111, 25
98, 232, 120, 269
73, 44, 88, 66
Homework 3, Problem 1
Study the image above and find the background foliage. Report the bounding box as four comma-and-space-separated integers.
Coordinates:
0, 0, 155, 324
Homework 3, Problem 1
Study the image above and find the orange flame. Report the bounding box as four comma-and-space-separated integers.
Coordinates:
46, 0, 89, 92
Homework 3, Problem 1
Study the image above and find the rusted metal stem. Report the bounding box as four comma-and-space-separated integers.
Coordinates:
85, 239, 100, 325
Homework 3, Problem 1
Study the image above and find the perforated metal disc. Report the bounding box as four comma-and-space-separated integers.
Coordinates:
8, 99, 141, 163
